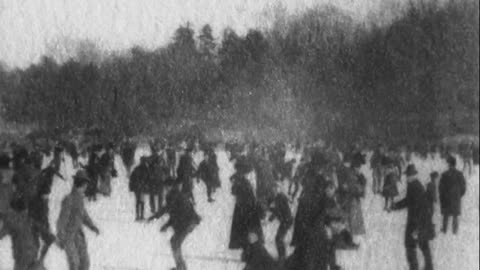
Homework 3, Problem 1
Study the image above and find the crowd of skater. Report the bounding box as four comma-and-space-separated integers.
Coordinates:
0, 132, 478, 270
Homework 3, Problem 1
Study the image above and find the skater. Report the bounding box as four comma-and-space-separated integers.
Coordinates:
148, 149, 168, 214
370, 145, 386, 195
57, 170, 101, 270
0, 196, 49, 270
120, 138, 136, 174
287, 207, 345, 270
28, 165, 62, 262
291, 151, 328, 247
243, 232, 281, 270
229, 158, 263, 254
439, 156, 466, 234
85, 144, 103, 201
425, 171, 439, 238
196, 148, 220, 202
129, 157, 150, 221
391, 164, 433, 270
97, 142, 117, 197
148, 182, 201, 270
337, 152, 366, 237
268, 182, 293, 261
382, 159, 400, 211
176, 145, 196, 203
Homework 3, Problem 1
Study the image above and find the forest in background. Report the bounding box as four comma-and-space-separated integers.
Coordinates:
0, 0, 478, 146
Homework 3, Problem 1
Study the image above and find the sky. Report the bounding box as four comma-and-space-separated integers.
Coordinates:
0, 0, 403, 69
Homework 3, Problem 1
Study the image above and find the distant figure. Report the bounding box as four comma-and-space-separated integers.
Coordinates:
382, 159, 400, 211
391, 164, 433, 270
57, 170, 100, 270
337, 152, 366, 237
439, 156, 466, 234
425, 171, 439, 238
120, 139, 137, 174
371, 145, 386, 194
196, 148, 220, 202
129, 157, 150, 221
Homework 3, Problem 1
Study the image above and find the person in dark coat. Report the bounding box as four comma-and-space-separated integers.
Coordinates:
439, 156, 466, 234
336, 152, 366, 236
242, 232, 281, 270
229, 159, 263, 253
196, 149, 220, 202
287, 207, 344, 270
29, 165, 63, 262
85, 145, 102, 201
0, 197, 50, 270
425, 171, 439, 239
382, 159, 400, 211
129, 157, 150, 221
176, 147, 196, 203
120, 139, 136, 174
254, 149, 276, 215
291, 151, 328, 247
148, 151, 168, 214
96, 143, 117, 197
269, 183, 293, 261
370, 145, 386, 194
391, 164, 433, 270
148, 182, 201, 270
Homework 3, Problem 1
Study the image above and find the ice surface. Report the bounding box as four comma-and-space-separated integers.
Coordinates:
1, 148, 478, 270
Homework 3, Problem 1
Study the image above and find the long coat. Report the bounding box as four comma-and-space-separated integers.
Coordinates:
392, 179, 433, 241
242, 242, 281, 270
129, 163, 150, 193
254, 158, 276, 204
0, 210, 41, 270
291, 169, 326, 246
337, 166, 366, 236
439, 168, 466, 216
287, 215, 336, 270
229, 175, 263, 250
197, 158, 220, 189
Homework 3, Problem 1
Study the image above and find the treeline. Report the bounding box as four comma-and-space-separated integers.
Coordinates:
0, 0, 478, 145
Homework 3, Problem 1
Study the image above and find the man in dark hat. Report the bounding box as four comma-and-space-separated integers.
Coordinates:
57, 170, 100, 270
439, 155, 466, 234
391, 164, 433, 270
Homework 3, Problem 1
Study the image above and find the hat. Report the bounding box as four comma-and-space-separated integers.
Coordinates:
73, 170, 90, 187
446, 155, 456, 167
54, 145, 64, 153
351, 152, 366, 167
404, 164, 418, 176
235, 156, 253, 175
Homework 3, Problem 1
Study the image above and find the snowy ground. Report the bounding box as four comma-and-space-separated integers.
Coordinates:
1, 148, 478, 270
